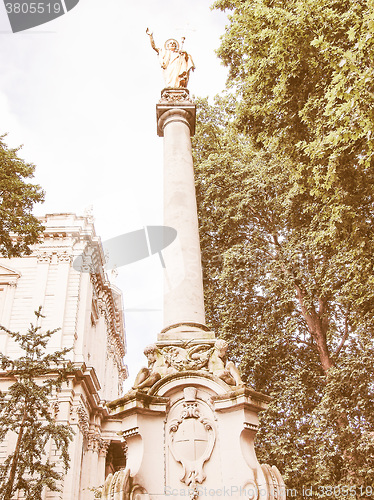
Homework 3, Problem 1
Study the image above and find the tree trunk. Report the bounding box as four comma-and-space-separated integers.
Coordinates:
4, 408, 27, 499
295, 285, 334, 374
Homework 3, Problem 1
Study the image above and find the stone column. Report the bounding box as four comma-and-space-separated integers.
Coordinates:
98, 441, 110, 486
156, 89, 214, 343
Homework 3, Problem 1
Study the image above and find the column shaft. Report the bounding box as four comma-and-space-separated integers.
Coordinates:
156, 92, 214, 343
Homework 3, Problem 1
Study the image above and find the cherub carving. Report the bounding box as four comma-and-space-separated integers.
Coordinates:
132, 344, 176, 391
208, 339, 244, 387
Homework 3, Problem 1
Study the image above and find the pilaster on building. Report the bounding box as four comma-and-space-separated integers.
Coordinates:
0, 213, 128, 499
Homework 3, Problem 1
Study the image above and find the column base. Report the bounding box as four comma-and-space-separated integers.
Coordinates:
157, 322, 215, 343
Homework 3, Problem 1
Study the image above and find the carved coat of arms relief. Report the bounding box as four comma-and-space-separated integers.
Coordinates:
166, 387, 216, 499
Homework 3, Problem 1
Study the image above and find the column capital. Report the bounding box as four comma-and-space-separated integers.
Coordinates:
156, 88, 196, 137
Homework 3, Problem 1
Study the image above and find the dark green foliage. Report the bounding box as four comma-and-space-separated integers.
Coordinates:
0, 135, 44, 257
193, 23, 374, 489
0, 308, 75, 500
214, 0, 374, 173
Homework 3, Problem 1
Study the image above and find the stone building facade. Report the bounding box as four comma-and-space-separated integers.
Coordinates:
0, 213, 128, 499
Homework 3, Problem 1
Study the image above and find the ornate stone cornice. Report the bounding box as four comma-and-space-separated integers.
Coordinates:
36, 252, 52, 263
212, 386, 272, 414
56, 252, 72, 263
159, 88, 193, 103
90, 274, 126, 360
107, 390, 169, 416
244, 422, 259, 431
121, 426, 140, 439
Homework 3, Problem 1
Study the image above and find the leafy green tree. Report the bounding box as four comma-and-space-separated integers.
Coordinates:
193, 91, 374, 496
0, 134, 44, 257
214, 0, 374, 172
0, 309, 75, 500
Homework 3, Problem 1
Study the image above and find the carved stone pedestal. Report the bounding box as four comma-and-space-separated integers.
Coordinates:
102, 370, 285, 500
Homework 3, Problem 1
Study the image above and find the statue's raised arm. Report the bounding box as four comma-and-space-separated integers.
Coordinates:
146, 28, 159, 54
146, 29, 195, 89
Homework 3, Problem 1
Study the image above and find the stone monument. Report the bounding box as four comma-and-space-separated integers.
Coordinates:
101, 34, 285, 500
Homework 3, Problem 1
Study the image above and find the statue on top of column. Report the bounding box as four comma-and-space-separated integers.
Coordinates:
146, 28, 195, 88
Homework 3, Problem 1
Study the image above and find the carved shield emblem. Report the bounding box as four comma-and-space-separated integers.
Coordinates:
173, 418, 210, 462
168, 388, 215, 488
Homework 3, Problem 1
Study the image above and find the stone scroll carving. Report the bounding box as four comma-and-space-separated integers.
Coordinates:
101, 468, 130, 500
168, 388, 215, 500
260, 464, 287, 500
132, 339, 244, 391
101, 470, 150, 500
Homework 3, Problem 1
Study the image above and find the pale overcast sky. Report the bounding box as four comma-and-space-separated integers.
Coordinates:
0, 0, 229, 390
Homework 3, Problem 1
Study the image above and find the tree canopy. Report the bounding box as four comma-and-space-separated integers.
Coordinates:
0, 135, 44, 257
214, 0, 374, 173
192, 0, 374, 495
